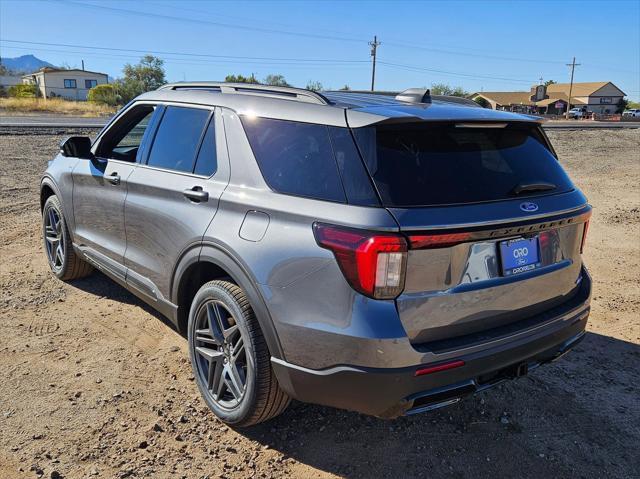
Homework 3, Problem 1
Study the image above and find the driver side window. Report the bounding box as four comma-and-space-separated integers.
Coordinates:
97, 104, 156, 162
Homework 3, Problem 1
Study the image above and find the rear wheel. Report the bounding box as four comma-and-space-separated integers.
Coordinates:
188, 280, 290, 426
42, 195, 93, 280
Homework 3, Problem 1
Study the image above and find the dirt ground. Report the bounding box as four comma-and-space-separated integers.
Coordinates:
1, 128, 639, 479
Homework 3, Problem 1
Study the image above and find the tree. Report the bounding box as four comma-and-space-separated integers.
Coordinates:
473, 96, 490, 108
225, 73, 259, 84
628, 101, 640, 109
87, 84, 120, 106
616, 98, 629, 114
339, 84, 351, 91
430, 83, 469, 97
116, 55, 166, 103
544, 80, 556, 87
306, 80, 323, 92
263, 74, 289, 87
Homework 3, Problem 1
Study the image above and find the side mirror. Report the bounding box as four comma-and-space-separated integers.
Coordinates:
60, 136, 93, 159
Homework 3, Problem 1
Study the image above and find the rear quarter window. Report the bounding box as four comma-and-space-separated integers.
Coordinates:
353, 122, 574, 207
241, 117, 346, 203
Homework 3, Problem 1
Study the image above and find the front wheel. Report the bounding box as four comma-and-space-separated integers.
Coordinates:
42, 195, 93, 280
188, 280, 290, 427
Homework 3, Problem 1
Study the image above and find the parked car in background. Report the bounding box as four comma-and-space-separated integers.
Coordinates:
567, 107, 589, 119
40, 83, 592, 426
622, 108, 640, 118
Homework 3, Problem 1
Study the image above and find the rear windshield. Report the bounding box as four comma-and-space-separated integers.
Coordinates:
353, 122, 574, 207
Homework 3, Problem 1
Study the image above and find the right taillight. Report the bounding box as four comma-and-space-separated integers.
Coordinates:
313, 223, 407, 299
580, 219, 590, 254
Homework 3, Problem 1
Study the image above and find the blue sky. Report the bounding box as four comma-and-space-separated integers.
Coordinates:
1, 0, 639, 100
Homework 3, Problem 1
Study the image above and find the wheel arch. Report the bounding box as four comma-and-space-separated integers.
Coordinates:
40, 177, 61, 211
171, 243, 285, 360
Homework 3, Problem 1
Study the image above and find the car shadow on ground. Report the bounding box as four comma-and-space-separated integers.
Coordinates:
68, 270, 182, 336
241, 331, 639, 478
64, 272, 638, 478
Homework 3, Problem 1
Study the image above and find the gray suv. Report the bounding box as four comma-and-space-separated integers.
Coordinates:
41, 83, 592, 426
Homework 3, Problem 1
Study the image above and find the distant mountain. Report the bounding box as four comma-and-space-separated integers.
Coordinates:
0, 55, 54, 74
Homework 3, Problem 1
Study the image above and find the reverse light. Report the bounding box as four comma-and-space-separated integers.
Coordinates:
313, 223, 408, 299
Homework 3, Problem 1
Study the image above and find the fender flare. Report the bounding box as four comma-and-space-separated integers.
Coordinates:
40, 176, 76, 243
171, 242, 285, 360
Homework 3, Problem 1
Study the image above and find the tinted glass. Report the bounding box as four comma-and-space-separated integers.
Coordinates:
194, 117, 217, 177
242, 117, 345, 203
148, 106, 210, 173
328, 127, 379, 206
353, 123, 573, 207
100, 105, 155, 162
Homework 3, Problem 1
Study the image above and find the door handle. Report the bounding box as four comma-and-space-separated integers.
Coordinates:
105, 172, 120, 185
183, 186, 209, 202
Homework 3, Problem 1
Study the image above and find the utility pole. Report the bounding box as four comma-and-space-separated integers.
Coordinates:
565, 57, 581, 118
369, 36, 381, 91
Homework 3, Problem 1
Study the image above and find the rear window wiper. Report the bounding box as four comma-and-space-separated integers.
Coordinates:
511, 181, 556, 195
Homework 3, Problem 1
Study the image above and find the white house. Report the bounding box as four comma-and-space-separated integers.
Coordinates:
22, 67, 109, 100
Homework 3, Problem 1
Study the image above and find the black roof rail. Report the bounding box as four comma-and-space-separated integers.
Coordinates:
157, 82, 330, 105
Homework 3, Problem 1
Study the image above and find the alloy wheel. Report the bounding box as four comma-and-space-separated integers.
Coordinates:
193, 300, 248, 409
44, 206, 65, 271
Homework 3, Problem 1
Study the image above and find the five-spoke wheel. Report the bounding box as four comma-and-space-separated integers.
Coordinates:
188, 280, 290, 426
194, 300, 248, 409
42, 195, 93, 280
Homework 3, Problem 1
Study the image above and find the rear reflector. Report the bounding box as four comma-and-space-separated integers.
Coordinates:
415, 360, 465, 377
313, 223, 408, 299
408, 232, 471, 250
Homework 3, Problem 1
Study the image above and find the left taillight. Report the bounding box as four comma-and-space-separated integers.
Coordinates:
313, 223, 407, 299
580, 219, 590, 254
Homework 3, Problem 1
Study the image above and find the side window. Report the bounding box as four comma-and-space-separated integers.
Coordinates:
63, 79, 77, 88
241, 117, 346, 203
193, 116, 217, 177
147, 106, 210, 173
97, 104, 155, 162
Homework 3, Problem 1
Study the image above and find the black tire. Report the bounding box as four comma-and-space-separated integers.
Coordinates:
188, 280, 290, 427
42, 195, 93, 281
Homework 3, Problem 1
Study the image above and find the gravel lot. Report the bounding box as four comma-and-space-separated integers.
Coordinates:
1, 128, 639, 479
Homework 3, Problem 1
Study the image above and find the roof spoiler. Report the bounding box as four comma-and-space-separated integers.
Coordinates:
395, 88, 432, 104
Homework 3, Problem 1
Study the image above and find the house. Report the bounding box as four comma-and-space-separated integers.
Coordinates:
472, 82, 627, 115
22, 67, 109, 100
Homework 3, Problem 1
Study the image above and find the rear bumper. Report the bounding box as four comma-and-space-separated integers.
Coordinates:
272, 267, 591, 418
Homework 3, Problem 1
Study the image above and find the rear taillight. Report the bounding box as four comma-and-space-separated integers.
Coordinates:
408, 232, 471, 249
580, 220, 590, 254
313, 223, 407, 299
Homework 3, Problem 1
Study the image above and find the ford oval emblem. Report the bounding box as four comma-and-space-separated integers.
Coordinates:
520, 202, 539, 212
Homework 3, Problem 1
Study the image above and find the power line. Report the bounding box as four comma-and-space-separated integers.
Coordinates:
377, 61, 536, 85
0, 39, 368, 64
60, 0, 366, 44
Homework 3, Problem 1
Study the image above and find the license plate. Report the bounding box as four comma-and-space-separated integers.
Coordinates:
499, 237, 541, 276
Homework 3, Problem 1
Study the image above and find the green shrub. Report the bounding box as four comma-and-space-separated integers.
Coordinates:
87, 84, 120, 106
8, 84, 37, 98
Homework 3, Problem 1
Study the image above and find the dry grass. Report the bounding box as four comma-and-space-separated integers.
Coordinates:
0, 97, 117, 117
